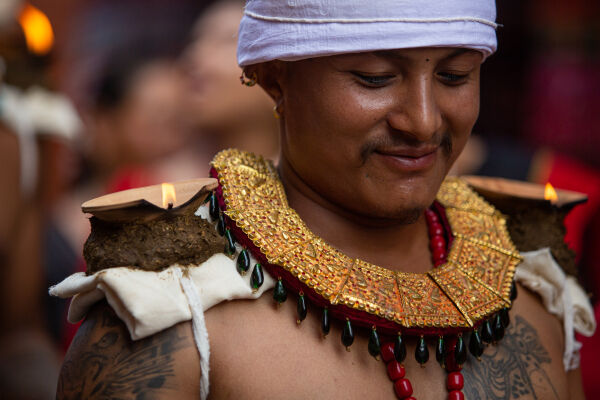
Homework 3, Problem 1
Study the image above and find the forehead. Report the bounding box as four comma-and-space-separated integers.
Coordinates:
322, 48, 484, 65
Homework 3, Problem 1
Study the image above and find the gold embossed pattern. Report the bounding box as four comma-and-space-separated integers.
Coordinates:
212, 149, 522, 328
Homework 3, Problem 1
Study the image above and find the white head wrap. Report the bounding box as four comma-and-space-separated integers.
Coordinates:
237, 0, 497, 66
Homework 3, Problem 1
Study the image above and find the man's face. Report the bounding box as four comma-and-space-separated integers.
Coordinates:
276, 47, 483, 223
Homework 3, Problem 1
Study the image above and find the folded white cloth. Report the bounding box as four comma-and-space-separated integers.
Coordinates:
238, 0, 498, 66
50, 251, 275, 340
515, 248, 596, 371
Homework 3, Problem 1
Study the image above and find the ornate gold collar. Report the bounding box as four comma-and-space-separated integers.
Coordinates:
211, 149, 521, 329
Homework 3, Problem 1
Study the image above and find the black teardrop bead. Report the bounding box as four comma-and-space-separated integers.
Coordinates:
342, 318, 354, 349
481, 319, 494, 344
209, 192, 220, 221
368, 327, 381, 359
224, 229, 236, 255
493, 313, 505, 342
394, 333, 407, 363
454, 334, 467, 366
296, 292, 307, 324
500, 307, 510, 328
321, 308, 330, 337
510, 280, 518, 302
415, 335, 429, 366
217, 213, 226, 236
202, 192, 211, 204
435, 336, 445, 368
236, 249, 250, 275
273, 278, 287, 304
250, 263, 264, 291
469, 329, 484, 360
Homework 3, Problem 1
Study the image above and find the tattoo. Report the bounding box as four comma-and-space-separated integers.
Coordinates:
57, 303, 193, 399
463, 316, 559, 400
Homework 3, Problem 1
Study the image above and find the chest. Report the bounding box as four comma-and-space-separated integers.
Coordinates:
206, 295, 568, 400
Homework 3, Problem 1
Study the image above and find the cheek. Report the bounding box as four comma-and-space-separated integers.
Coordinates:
284, 79, 384, 165
442, 86, 480, 160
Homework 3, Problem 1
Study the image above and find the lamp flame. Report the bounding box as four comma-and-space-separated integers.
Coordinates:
162, 183, 176, 209
18, 3, 54, 55
544, 182, 558, 204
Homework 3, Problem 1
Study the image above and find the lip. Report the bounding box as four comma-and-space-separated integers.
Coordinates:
374, 147, 438, 172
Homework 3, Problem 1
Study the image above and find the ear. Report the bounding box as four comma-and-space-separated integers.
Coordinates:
244, 61, 285, 108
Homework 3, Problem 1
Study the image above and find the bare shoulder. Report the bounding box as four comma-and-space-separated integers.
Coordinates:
57, 301, 199, 400
463, 283, 582, 400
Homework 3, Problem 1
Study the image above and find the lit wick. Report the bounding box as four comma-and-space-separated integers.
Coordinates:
162, 183, 177, 210
544, 182, 558, 205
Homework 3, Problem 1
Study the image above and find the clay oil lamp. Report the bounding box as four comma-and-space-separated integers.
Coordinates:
463, 176, 587, 275
82, 178, 217, 223
82, 179, 226, 274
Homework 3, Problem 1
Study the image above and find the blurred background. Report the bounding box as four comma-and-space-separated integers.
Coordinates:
0, 0, 598, 398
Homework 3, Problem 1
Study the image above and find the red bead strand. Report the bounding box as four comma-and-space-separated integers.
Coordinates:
425, 208, 447, 266
383, 207, 450, 399
444, 341, 465, 400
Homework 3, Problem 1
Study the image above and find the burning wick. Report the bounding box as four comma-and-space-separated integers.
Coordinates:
544, 182, 558, 205
162, 183, 177, 209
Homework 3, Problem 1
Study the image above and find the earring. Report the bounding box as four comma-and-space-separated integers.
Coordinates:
273, 105, 280, 119
240, 71, 257, 86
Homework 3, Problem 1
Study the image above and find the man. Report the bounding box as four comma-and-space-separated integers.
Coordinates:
54, 0, 594, 399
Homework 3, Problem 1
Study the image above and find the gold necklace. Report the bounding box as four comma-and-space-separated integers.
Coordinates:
210, 149, 521, 331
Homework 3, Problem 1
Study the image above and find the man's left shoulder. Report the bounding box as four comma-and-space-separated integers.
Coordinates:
463, 282, 569, 400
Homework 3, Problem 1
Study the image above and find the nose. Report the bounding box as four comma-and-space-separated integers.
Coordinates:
387, 75, 442, 142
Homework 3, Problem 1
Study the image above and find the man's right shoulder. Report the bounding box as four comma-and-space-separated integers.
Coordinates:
57, 301, 200, 400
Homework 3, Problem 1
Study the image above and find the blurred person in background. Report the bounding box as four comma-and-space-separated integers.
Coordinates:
0, 1, 82, 398
83, 46, 201, 191
182, 0, 279, 163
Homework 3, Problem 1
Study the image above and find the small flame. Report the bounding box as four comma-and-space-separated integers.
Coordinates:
18, 3, 54, 55
162, 183, 176, 209
544, 182, 558, 204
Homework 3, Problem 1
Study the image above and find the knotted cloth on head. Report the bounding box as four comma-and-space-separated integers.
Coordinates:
237, 0, 497, 66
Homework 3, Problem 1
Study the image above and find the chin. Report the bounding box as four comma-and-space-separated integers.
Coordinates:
360, 181, 438, 222
349, 193, 428, 225
387, 207, 423, 225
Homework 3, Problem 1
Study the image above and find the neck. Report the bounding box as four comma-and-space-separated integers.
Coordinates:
278, 157, 433, 274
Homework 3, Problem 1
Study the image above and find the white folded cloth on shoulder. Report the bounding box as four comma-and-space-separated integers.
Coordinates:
515, 248, 596, 371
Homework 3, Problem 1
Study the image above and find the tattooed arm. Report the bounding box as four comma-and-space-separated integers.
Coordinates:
462, 283, 586, 400
56, 301, 199, 400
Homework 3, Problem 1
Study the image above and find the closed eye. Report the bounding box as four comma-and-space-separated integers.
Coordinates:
437, 72, 469, 85
351, 72, 395, 87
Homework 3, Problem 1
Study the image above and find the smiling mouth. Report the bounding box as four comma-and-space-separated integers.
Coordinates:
374, 147, 439, 172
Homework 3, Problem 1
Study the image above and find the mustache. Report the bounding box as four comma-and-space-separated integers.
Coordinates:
359, 132, 453, 164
